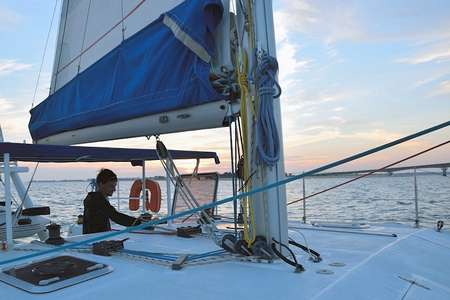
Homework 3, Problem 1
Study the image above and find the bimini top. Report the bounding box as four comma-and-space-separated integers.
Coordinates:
0, 142, 219, 164
29, 0, 224, 142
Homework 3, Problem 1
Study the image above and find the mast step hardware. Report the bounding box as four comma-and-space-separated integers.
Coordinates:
171, 255, 189, 270
252, 236, 273, 260
235, 239, 252, 256
176, 225, 202, 238
221, 234, 237, 253
92, 239, 128, 256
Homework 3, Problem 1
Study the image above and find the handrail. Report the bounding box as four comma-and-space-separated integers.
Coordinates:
287, 139, 450, 206
1, 120, 449, 266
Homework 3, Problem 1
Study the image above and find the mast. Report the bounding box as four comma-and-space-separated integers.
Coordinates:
242, 0, 289, 246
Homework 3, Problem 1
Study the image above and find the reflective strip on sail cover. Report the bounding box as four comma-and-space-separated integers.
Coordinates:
163, 15, 211, 63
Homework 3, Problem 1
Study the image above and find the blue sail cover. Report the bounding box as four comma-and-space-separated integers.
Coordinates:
29, 0, 224, 141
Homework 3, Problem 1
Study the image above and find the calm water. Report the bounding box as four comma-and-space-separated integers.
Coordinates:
2, 173, 449, 230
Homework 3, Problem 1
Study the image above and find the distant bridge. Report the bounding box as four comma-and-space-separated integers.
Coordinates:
314, 162, 450, 177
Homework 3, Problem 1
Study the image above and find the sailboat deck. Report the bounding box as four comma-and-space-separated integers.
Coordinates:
1, 222, 450, 299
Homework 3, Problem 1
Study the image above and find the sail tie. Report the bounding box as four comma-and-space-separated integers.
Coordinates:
255, 52, 282, 166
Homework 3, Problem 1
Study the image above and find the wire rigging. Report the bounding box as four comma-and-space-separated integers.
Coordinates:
78, 0, 92, 74
56, 0, 146, 75
288, 139, 450, 206
31, 0, 59, 109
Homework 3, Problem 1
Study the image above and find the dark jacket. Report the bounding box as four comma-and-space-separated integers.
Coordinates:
83, 192, 139, 234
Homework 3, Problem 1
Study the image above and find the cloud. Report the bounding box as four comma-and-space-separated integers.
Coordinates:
286, 126, 402, 149
430, 80, 450, 96
0, 98, 14, 112
275, 0, 366, 44
298, 90, 352, 110
397, 44, 450, 65
329, 116, 346, 124
276, 41, 311, 89
0, 59, 32, 76
274, 10, 312, 90
277, 0, 450, 47
0, 113, 30, 142
0, 5, 21, 31
0, 96, 33, 142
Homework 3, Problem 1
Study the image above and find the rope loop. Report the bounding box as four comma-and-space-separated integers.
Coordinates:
255, 51, 281, 166
256, 53, 281, 98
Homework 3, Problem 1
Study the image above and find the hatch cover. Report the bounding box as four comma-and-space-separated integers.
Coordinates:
0, 255, 113, 294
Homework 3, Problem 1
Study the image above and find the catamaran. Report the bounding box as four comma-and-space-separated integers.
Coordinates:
1, 0, 450, 299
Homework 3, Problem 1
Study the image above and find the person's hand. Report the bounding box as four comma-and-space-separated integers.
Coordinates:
138, 213, 153, 223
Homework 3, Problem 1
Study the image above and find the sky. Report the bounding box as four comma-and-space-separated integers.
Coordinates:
0, 0, 449, 180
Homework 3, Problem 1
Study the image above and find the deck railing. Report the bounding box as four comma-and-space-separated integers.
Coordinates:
295, 167, 448, 228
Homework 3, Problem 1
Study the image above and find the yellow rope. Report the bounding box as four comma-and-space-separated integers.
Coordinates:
236, 20, 256, 246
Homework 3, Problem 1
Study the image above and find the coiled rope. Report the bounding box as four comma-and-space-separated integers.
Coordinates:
255, 52, 282, 166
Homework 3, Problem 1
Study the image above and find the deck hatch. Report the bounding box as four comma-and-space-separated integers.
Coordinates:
0, 255, 112, 294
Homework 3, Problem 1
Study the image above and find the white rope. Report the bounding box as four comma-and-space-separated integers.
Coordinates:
290, 231, 315, 262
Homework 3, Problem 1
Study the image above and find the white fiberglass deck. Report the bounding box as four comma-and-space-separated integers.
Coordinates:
1, 223, 449, 299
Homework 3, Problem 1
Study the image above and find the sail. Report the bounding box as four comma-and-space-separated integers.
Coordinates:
29, 0, 234, 144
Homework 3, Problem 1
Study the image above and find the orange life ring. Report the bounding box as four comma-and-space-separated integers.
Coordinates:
129, 179, 161, 212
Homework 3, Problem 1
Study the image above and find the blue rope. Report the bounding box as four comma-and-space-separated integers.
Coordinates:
187, 249, 227, 261
120, 249, 178, 261
255, 53, 281, 166
1, 120, 449, 267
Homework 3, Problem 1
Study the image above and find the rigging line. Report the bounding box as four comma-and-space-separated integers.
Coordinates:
120, 0, 125, 41
31, 0, 58, 109
290, 232, 318, 262
78, 0, 92, 74
400, 282, 414, 300
287, 139, 450, 206
228, 115, 238, 236
2, 123, 450, 266
53, 0, 69, 93
56, 0, 146, 75
14, 162, 40, 222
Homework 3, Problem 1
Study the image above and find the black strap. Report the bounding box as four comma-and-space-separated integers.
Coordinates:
271, 239, 304, 272
289, 239, 321, 262
156, 140, 169, 159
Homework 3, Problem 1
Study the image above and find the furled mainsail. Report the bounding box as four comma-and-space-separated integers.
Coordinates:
29, 0, 227, 143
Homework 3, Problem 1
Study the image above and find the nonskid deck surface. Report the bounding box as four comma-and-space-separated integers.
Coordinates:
1, 223, 449, 299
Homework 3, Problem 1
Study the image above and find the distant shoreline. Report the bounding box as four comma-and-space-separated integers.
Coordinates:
30, 171, 445, 182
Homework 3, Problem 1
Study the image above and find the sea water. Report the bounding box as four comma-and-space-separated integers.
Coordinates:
1, 173, 449, 230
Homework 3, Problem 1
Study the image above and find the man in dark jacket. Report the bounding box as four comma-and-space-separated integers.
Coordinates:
83, 169, 140, 234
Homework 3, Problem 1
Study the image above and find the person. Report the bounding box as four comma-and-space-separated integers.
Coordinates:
83, 169, 141, 234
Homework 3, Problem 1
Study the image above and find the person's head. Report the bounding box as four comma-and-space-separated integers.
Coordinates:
96, 169, 117, 197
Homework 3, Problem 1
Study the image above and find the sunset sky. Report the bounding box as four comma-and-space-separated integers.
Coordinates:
1, 0, 449, 180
